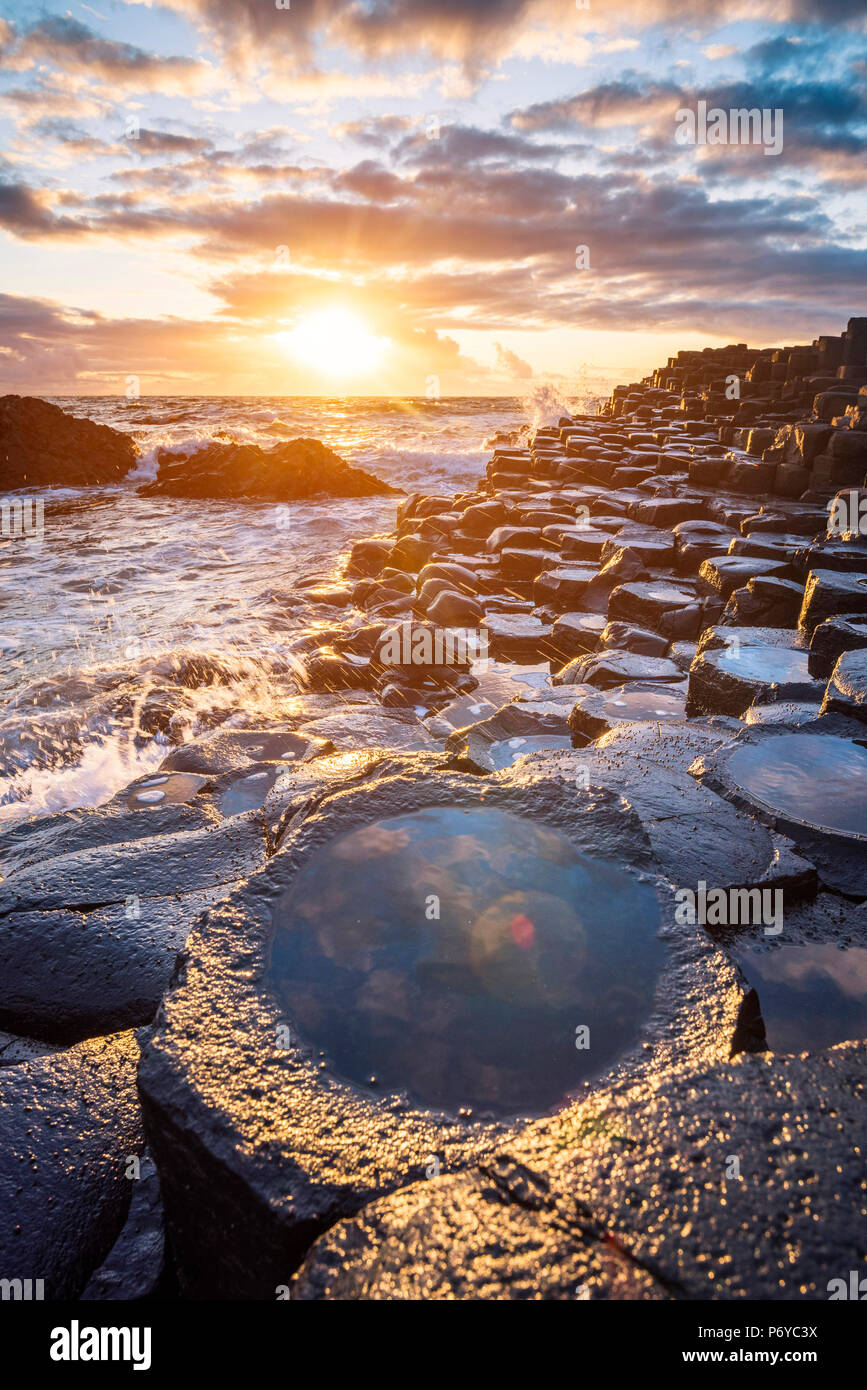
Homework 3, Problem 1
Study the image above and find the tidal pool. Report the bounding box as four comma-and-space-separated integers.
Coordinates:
486, 734, 576, 769
726, 734, 867, 839
711, 646, 812, 685
603, 687, 686, 718
268, 806, 664, 1116
736, 942, 867, 1054
125, 771, 207, 810
220, 767, 278, 818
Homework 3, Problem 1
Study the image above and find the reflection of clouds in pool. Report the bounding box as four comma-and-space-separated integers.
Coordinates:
332, 823, 411, 860
269, 807, 664, 1115
736, 939, 867, 1054
755, 944, 867, 1000
470, 891, 588, 1008
356, 968, 416, 1023
727, 735, 867, 838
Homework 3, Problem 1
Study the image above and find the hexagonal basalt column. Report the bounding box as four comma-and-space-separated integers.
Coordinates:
692, 728, 867, 896
137, 754, 759, 1298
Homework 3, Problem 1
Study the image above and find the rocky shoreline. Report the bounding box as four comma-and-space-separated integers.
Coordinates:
0, 395, 398, 499
1, 319, 866, 1301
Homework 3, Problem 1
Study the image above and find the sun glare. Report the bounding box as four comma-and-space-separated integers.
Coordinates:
276, 307, 388, 377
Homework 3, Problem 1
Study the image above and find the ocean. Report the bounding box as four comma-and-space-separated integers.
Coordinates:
0, 392, 586, 825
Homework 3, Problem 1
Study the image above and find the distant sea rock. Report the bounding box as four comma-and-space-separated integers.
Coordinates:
138, 438, 400, 501
0, 395, 140, 489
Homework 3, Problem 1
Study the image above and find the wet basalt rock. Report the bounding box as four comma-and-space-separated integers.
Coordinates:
291, 1043, 867, 1300
0, 813, 266, 917
568, 684, 688, 741
443, 698, 578, 772
0, 888, 229, 1044
808, 615, 867, 679
692, 727, 867, 896
558, 649, 684, 689
522, 730, 816, 897
0, 394, 140, 488
138, 437, 399, 501
821, 648, 867, 723
686, 645, 821, 718
13, 320, 867, 1300
82, 1152, 167, 1301
0, 1031, 144, 1299
0, 798, 218, 878
799, 568, 867, 636
158, 727, 335, 777
136, 755, 752, 1297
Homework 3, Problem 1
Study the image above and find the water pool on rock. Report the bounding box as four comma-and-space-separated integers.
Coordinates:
268, 806, 664, 1116
485, 733, 575, 769
725, 734, 867, 839
124, 771, 208, 810
735, 941, 867, 1054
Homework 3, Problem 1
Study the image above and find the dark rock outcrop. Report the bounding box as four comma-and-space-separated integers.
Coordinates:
0, 395, 139, 488
292, 1043, 867, 1301
138, 437, 399, 501
0, 1031, 143, 1299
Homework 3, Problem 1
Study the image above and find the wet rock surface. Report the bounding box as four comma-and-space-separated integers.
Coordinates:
8, 319, 867, 1301
138, 437, 399, 501
0, 1031, 144, 1299
0, 394, 139, 488
0, 888, 229, 1044
82, 1152, 167, 1301
292, 1042, 866, 1300
822, 648, 867, 723
687, 644, 821, 717
694, 728, 867, 896
136, 755, 756, 1296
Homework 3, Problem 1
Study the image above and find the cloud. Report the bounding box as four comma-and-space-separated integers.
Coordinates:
2, 134, 864, 337
494, 343, 533, 378
127, 0, 866, 78
507, 66, 867, 181
393, 122, 577, 165
1, 16, 212, 92
0, 182, 85, 236
0, 290, 485, 395
332, 115, 417, 147
511, 79, 685, 133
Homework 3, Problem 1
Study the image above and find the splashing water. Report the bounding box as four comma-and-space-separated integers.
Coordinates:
1, 395, 536, 826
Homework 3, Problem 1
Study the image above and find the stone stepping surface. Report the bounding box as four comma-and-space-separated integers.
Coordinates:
686, 644, 822, 718
290, 1043, 867, 1301
136, 754, 758, 1297
0, 1032, 143, 1299
692, 728, 867, 896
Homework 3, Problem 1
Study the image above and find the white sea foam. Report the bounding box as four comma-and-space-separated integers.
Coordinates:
4, 395, 532, 824
0, 730, 167, 827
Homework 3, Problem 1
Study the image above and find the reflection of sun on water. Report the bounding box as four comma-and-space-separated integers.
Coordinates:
274, 307, 388, 377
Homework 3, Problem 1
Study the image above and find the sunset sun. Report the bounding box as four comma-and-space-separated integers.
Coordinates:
276, 308, 388, 377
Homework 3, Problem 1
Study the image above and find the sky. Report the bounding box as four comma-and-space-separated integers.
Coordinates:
0, 0, 865, 396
